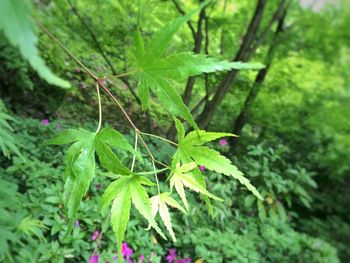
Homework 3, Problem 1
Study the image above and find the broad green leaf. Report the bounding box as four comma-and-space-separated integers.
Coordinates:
97, 127, 143, 162
134, 28, 145, 62
182, 130, 236, 146
142, 71, 198, 129
111, 186, 131, 263
145, 52, 265, 81
100, 176, 130, 210
0, 0, 70, 88
150, 192, 186, 242
95, 136, 131, 175
184, 145, 263, 200
106, 175, 166, 260
66, 136, 96, 234
97, 127, 134, 153
145, 1, 209, 60
65, 140, 86, 177
129, 178, 166, 240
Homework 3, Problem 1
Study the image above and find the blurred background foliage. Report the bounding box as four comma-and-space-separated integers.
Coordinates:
0, 0, 349, 262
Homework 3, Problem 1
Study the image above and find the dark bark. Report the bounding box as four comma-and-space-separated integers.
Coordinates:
181, 3, 206, 106
166, 1, 207, 139
230, 7, 288, 149
171, 0, 196, 40
196, 0, 289, 129
195, 0, 267, 129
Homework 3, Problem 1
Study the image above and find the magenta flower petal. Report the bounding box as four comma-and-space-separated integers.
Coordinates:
41, 119, 49, 126
165, 248, 177, 263
122, 242, 133, 258
91, 230, 100, 241
88, 253, 99, 263
139, 254, 144, 263
199, 165, 206, 171
219, 138, 228, 146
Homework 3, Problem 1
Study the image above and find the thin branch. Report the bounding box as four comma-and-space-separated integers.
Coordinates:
152, 160, 161, 195
95, 83, 102, 133
66, 0, 141, 103
131, 131, 139, 172
171, 0, 196, 39
140, 131, 178, 146
38, 24, 169, 171
37, 22, 98, 80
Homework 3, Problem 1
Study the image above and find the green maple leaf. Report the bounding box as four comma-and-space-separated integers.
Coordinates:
170, 162, 222, 211
150, 192, 187, 242
133, 2, 264, 128
46, 127, 132, 235
173, 119, 263, 203
100, 175, 166, 263
0, 0, 70, 88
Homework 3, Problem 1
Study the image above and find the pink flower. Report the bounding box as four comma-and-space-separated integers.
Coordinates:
88, 253, 99, 263
219, 138, 228, 146
199, 165, 206, 171
166, 248, 176, 263
139, 254, 144, 263
122, 242, 133, 260
91, 230, 100, 241
41, 119, 49, 126
75, 67, 81, 73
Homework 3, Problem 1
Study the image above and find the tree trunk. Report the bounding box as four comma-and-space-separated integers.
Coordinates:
166, 1, 206, 139
196, 0, 288, 129
230, 7, 288, 149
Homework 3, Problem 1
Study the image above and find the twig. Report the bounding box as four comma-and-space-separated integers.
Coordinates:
95, 82, 102, 133
131, 131, 139, 172
140, 131, 178, 146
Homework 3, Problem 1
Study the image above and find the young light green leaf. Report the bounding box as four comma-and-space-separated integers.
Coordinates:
184, 145, 263, 200
0, 0, 70, 88
111, 186, 131, 263
95, 136, 131, 175
170, 163, 222, 210
170, 174, 188, 210
150, 192, 186, 242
